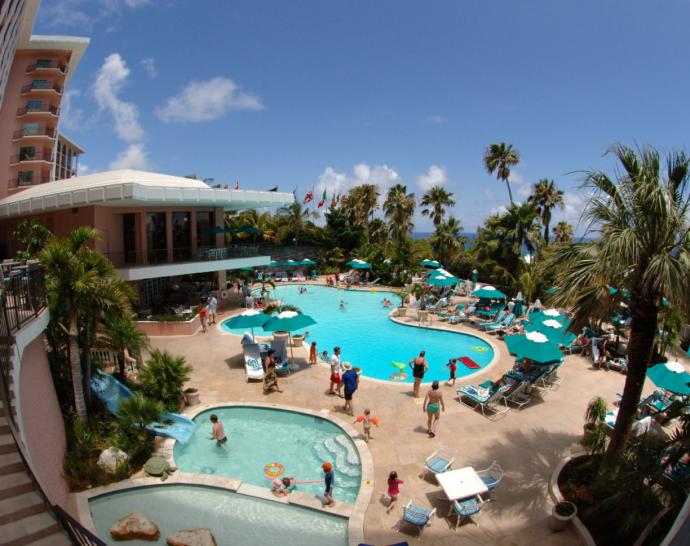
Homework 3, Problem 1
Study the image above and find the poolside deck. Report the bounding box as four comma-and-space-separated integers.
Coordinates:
148, 284, 673, 545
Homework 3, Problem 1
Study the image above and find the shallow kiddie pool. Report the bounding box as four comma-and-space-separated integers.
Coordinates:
222, 284, 494, 382
89, 484, 348, 546
173, 406, 361, 504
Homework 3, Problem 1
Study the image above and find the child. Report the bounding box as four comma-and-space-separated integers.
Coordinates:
354, 409, 379, 442
272, 476, 296, 496
310, 341, 317, 366
446, 358, 457, 386
386, 471, 404, 513
322, 462, 335, 507
199, 306, 207, 333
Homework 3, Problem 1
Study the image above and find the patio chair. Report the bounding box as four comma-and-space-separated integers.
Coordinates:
476, 309, 506, 328
483, 313, 515, 333
270, 339, 290, 374
421, 447, 455, 480
502, 380, 532, 409
427, 297, 448, 312
310, 270, 318, 280
449, 304, 475, 324
399, 499, 436, 537
476, 461, 504, 500
293, 271, 306, 282
457, 383, 511, 418
448, 496, 481, 529
605, 357, 628, 373
243, 343, 264, 382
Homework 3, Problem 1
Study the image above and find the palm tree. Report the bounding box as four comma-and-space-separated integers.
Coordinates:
100, 313, 150, 378
12, 218, 51, 259
528, 178, 564, 245
40, 227, 133, 421
429, 217, 463, 260
484, 142, 520, 206
498, 203, 542, 259
276, 202, 319, 245
383, 184, 416, 243
421, 186, 456, 228
553, 221, 574, 243
348, 184, 380, 243
368, 218, 388, 247
547, 144, 690, 467
139, 350, 192, 410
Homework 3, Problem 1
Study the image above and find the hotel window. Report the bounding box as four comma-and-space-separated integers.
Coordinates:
35, 59, 52, 68
196, 211, 215, 248
17, 171, 33, 186
26, 100, 42, 111
19, 146, 35, 160
31, 79, 49, 89
146, 212, 167, 264
22, 122, 39, 135
172, 212, 191, 261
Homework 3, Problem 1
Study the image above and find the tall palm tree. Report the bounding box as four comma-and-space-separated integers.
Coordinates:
348, 184, 380, 243
368, 218, 388, 247
40, 227, 133, 421
276, 202, 319, 245
429, 217, 463, 260
553, 221, 574, 243
498, 203, 541, 259
528, 178, 564, 245
421, 186, 456, 228
100, 313, 150, 378
547, 145, 690, 467
383, 184, 416, 243
484, 142, 520, 206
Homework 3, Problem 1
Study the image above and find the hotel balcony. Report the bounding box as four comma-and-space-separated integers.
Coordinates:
105, 244, 271, 282
25, 61, 68, 75
20, 82, 63, 95
9, 151, 54, 166
16, 105, 60, 117
9, 176, 52, 188
12, 127, 56, 140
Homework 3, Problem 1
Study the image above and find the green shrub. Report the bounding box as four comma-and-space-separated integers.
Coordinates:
139, 350, 192, 411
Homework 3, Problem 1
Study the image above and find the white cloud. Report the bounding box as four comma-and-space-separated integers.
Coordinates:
59, 89, 84, 130
141, 58, 157, 79
554, 191, 587, 227
109, 143, 150, 170
490, 205, 509, 216
416, 164, 448, 192
314, 162, 402, 203
93, 53, 144, 142
422, 114, 447, 125
77, 163, 89, 175
39, 0, 149, 30
156, 77, 264, 123
123, 0, 150, 7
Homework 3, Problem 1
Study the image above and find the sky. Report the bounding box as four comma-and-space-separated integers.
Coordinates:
35, 0, 690, 233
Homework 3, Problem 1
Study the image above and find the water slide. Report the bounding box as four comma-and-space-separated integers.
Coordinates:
91, 369, 196, 443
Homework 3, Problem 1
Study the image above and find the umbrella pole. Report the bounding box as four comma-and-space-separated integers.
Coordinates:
289, 333, 295, 363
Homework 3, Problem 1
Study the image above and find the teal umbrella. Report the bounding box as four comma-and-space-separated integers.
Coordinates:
238, 266, 254, 271
206, 226, 231, 234
471, 286, 507, 300
299, 258, 316, 265
224, 309, 269, 337
504, 332, 564, 363
426, 274, 458, 287
647, 361, 690, 396
420, 259, 442, 269
346, 259, 372, 269
262, 311, 317, 362
266, 261, 282, 268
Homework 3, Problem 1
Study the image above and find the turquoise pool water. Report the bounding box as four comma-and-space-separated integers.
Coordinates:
89, 484, 348, 546
223, 284, 494, 382
174, 407, 361, 503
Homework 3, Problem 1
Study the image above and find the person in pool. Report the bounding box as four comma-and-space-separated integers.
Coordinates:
408, 351, 428, 398
208, 414, 227, 446
423, 381, 445, 438
339, 299, 347, 310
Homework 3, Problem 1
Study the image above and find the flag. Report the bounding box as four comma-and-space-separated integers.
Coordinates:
340, 194, 347, 204
317, 189, 327, 208
235, 180, 240, 190
224, 184, 228, 189
330, 191, 337, 208
303, 190, 313, 204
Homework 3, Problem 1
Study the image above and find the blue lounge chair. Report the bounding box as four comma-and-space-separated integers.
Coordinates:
400, 499, 436, 537
270, 339, 290, 374
422, 448, 455, 480
483, 313, 515, 333
503, 380, 531, 409
449, 496, 481, 529
457, 383, 511, 418
477, 309, 506, 327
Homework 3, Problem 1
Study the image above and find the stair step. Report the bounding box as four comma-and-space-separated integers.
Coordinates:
0, 471, 33, 500
0, 462, 24, 476
0, 500, 46, 527
26, 532, 73, 546
0, 452, 21, 469
0, 443, 16, 456
0, 482, 34, 501
0, 491, 44, 522
0, 426, 9, 436
0, 511, 61, 545
0, 435, 14, 448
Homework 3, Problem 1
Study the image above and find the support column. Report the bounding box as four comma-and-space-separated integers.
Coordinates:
166, 211, 173, 263
139, 212, 148, 265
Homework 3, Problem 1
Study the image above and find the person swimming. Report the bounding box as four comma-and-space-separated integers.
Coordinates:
339, 300, 347, 310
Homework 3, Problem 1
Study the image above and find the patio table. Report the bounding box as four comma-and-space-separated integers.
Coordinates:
436, 467, 488, 502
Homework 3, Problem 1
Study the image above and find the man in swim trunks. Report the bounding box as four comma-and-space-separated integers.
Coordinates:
209, 414, 227, 446
423, 381, 445, 438
408, 351, 428, 398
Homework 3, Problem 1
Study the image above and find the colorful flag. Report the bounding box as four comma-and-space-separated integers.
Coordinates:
340, 194, 347, 204
234, 180, 240, 190
317, 189, 327, 208
330, 191, 337, 208
303, 190, 313, 204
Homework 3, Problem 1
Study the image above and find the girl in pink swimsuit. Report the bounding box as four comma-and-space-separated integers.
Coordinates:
386, 471, 404, 513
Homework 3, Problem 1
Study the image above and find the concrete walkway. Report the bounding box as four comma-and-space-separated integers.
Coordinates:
148, 288, 663, 546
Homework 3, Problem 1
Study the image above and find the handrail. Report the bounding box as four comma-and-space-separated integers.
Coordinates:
52, 505, 106, 546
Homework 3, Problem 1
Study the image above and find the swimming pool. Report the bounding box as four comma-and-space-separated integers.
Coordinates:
89, 484, 348, 546
173, 406, 361, 503
222, 284, 494, 382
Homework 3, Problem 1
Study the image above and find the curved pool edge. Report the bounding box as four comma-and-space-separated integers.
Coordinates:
163, 401, 374, 546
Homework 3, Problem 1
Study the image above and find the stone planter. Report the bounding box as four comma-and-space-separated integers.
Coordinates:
549, 501, 578, 531
396, 307, 408, 318
292, 334, 304, 347
418, 310, 429, 322
273, 331, 290, 342
184, 388, 200, 406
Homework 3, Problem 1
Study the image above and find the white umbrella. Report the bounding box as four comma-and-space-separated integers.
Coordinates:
543, 319, 562, 329
543, 308, 560, 317
525, 331, 548, 343
665, 361, 685, 373
533, 299, 543, 310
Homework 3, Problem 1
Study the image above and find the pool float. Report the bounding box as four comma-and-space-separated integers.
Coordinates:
356, 415, 380, 425
390, 361, 408, 381
264, 462, 285, 478
471, 345, 489, 352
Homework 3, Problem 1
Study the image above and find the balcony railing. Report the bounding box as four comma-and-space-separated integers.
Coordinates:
104, 243, 263, 268
10, 151, 53, 163
12, 127, 56, 139
26, 61, 67, 74
20, 82, 63, 94
9, 176, 52, 188
16, 104, 59, 116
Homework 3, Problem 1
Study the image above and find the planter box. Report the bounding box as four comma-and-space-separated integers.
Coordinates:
135, 314, 201, 336
273, 331, 290, 342
396, 308, 408, 318
292, 335, 304, 347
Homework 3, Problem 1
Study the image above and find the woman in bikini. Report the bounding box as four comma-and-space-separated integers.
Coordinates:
423, 380, 445, 438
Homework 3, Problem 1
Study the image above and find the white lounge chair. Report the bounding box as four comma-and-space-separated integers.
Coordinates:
270, 339, 290, 373
293, 271, 306, 282
275, 271, 288, 282
243, 343, 264, 382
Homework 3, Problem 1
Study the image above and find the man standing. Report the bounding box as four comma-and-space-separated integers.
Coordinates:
208, 294, 218, 324
341, 363, 359, 416
209, 414, 227, 446
408, 351, 428, 398
329, 346, 343, 396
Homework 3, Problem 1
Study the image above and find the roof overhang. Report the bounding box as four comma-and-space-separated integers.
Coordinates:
116, 255, 271, 282
18, 35, 90, 87
0, 169, 294, 219
57, 132, 85, 154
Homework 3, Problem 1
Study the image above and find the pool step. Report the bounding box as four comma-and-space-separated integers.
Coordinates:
334, 434, 359, 465
313, 439, 360, 479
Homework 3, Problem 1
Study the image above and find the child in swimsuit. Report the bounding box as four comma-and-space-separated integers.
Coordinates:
446, 358, 457, 386
309, 342, 317, 366
386, 471, 404, 513
322, 462, 335, 507
354, 408, 379, 442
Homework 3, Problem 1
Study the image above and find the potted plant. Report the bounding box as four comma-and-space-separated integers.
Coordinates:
292, 333, 304, 347
184, 387, 200, 406
411, 283, 429, 322
549, 500, 578, 531
581, 396, 608, 455
395, 289, 408, 317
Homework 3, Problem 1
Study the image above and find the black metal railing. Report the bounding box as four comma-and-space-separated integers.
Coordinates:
26, 61, 68, 74
52, 505, 106, 545
16, 104, 60, 116
20, 82, 63, 94
104, 243, 263, 268
12, 127, 56, 139
10, 151, 53, 163
9, 176, 52, 188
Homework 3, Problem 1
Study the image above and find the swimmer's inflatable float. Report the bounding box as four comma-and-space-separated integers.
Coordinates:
264, 463, 285, 478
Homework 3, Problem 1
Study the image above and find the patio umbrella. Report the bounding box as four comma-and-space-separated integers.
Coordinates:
647, 361, 690, 396
224, 309, 269, 337
512, 292, 524, 317
426, 274, 459, 287
299, 258, 316, 265
346, 259, 372, 269
284, 259, 298, 267
420, 259, 442, 269
206, 226, 230, 234
266, 261, 282, 268
262, 311, 317, 362
533, 299, 543, 310
471, 286, 507, 300
504, 333, 564, 363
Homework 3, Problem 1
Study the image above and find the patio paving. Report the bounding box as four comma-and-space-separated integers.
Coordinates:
147, 284, 671, 545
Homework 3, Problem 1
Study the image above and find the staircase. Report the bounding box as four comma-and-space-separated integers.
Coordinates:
0, 400, 71, 546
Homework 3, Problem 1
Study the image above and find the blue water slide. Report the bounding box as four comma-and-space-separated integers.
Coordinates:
91, 369, 195, 443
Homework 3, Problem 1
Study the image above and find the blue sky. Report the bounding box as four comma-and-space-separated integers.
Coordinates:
37, 0, 690, 232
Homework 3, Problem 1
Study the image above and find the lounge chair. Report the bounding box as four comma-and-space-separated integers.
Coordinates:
474, 303, 505, 319
449, 496, 481, 529
275, 271, 288, 282
457, 383, 511, 418
476, 461, 504, 501
421, 447, 455, 480
483, 313, 515, 333
293, 271, 306, 282
605, 357, 628, 373
399, 499, 436, 537
427, 297, 448, 312
243, 343, 264, 382
310, 270, 318, 280
476, 309, 506, 328
502, 380, 532, 409
270, 339, 290, 373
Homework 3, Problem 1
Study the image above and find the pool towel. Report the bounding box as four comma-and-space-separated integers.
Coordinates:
459, 356, 481, 369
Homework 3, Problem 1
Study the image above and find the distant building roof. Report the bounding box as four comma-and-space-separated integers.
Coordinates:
0, 169, 294, 219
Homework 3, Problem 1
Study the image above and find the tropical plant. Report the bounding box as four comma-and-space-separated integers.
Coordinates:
528, 178, 564, 245
100, 313, 150, 378
113, 393, 163, 462
421, 185, 455, 227
484, 142, 520, 205
275, 202, 319, 245
348, 184, 380, 243
553, 221, 574, 243
263, 302, 302, 315
139, 350, 192, 411
429, 217, 463, 261
582, 397, 609, 456
547, 144, 690, 467
12, 218, 52, 259
368, 218, 388, 247
383, 184, 416, 244
40, 227, 133, 421
410, 283, 430, 311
